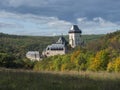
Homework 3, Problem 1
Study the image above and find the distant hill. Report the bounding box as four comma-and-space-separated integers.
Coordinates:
0, 33, 103, 59
0, 33, 57, 59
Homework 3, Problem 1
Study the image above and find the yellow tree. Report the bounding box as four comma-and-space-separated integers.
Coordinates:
89, 50, 110, 71
107, 57, 120, 72
114, 57, 120, 72
71, 50, 80, 62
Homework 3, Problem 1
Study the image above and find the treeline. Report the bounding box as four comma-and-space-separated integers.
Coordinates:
0, 33, 102, 68
0, 33, 58, 68
0, 53, 37, 69
34, 31, 120, 72
0, 33, 58, 58
0, 33, 101, 59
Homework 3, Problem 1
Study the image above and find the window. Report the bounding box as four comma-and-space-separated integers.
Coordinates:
47, 48, 49, 50
47, 52, 49, 54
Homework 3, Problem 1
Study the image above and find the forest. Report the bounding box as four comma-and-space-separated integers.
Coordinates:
0, 31, 119, 72
34, 31, 120, 72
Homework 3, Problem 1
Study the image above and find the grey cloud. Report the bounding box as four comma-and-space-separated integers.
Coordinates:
0, 0, 120, 35
0, 22, 22, 28
0, 11, 119, 35
0, 0, 120, 22
77, 17, 120, 34
0, 11, 72, 35
0, 0, 60, 7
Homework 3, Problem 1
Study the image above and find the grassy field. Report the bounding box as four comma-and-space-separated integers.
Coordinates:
0, 69, 120, 90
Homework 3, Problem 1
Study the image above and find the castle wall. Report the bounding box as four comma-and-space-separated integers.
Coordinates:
43, 49, 65, 57
69, 33, 81, 48
26, 51, 40, 61
69, 33, 75, 48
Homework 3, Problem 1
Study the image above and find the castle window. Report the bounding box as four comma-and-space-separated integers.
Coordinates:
47, 48, 49, 50
47, 52, 49, 54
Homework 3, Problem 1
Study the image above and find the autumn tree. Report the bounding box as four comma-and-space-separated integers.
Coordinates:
89, 50, 110, 71
107, 57, 120, 72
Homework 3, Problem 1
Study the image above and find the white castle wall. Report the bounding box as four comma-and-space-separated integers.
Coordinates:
69, 33, 81, 48
43, 49, 66, 57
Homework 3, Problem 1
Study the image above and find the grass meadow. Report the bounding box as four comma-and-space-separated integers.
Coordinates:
0, 68, 120, 90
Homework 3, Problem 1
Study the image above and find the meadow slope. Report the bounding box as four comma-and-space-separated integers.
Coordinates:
0, 69, 120, 90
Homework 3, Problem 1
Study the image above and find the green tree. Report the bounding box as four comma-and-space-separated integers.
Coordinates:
74, 53, 87, 71
0, 53, 15, 68
23, 58, 35, 69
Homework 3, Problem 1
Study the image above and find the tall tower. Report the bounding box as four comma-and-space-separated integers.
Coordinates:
68, 25, 82, 48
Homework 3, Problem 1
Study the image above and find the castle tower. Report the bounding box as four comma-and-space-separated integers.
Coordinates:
68, 25, 82, 48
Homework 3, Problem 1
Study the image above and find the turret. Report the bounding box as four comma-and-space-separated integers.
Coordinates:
68, 25, 82, 48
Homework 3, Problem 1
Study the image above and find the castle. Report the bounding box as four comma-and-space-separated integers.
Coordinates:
26, 25, 82, 61
42, 36, 68, 57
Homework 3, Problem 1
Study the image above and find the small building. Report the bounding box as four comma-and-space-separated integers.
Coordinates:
42, 36, 68, 57
26, 51, 40, 61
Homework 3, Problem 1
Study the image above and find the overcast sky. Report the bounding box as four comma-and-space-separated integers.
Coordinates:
0, 0, 120, 36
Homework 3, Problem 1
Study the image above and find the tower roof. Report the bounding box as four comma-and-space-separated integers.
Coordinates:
69, 25, 82, 33
56, 36, 68, 45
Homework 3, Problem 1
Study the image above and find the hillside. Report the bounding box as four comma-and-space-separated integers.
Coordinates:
0, 31, 119, 70
86, 30, 120, 52
0, 33, 103, 59
34, 30, 120, 72
0, 69, 120, 90
0, 33, 58, 58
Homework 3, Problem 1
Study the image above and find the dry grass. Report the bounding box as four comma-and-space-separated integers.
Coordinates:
0, 68, 120, 90
1, 68, 120, 79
